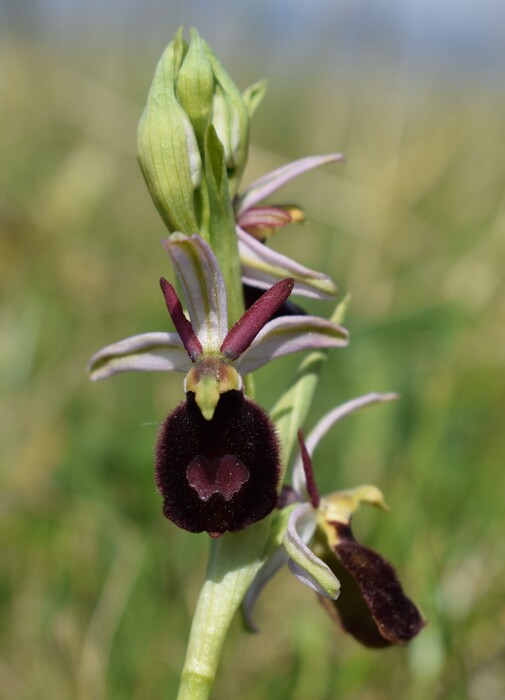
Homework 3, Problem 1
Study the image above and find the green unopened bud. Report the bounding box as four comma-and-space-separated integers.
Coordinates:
176, 28, 215, 144
202, 39, 251, 197
138, 28, 263, 241
137, 28, 201, 233
212, 85, 240, 169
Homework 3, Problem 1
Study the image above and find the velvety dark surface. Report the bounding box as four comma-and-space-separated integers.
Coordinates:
155, 391, 280, 534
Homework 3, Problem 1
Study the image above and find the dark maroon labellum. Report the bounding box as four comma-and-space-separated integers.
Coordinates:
155, 390, 280, 535
319, 523, 425, 648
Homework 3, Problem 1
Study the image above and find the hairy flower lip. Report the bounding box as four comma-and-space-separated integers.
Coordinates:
321, 529, 426, 647
155, 390, 281, 535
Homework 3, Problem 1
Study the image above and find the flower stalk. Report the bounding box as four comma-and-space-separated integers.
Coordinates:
176, 521, 270, 700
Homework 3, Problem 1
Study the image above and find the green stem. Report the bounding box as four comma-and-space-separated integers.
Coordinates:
203, 125, 245, 327
176, 520, 271, 700
194, 170, 211, 242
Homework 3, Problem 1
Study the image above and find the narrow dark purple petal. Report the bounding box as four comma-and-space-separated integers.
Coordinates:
160, 277, 202, 361
220, 278, 295, 360
297, 429, 320, 508
243, 284, 307, 318
320, 524, 425, 647
155, 391, 281, 535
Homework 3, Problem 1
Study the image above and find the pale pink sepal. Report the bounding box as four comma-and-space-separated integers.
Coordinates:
236, 153, 345, 216
292, 393, 400, 495
162, 234, 229, 352
237, 226, 338, 299
88, 332, 191, 381
235, 315, 349, 375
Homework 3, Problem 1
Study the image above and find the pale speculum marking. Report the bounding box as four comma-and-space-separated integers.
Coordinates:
186, 454, 250, 501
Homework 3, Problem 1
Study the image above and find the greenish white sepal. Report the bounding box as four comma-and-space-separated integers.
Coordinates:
283, 503, 340, 600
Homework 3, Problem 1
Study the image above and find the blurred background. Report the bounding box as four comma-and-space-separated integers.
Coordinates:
1, 1, 505, 698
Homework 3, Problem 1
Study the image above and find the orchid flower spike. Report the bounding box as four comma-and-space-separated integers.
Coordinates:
88, 234, 349, 536
234, 153, 345, 300
244, 393, 425, 647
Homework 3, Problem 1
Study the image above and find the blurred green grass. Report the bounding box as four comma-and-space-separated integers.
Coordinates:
1, 40, 505, 700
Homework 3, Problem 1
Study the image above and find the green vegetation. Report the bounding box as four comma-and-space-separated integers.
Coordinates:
1, 40, 504, 699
